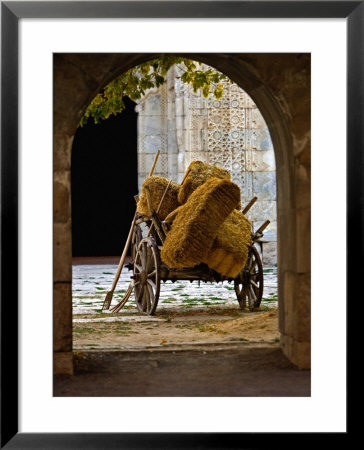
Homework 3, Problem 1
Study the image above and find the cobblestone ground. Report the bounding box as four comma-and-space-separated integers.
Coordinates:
72, 264, 278, 315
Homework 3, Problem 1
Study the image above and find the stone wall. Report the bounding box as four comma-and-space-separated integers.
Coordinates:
136, 65, 277, 264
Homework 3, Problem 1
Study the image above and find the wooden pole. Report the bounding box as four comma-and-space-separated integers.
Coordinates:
242, 196, 258, 215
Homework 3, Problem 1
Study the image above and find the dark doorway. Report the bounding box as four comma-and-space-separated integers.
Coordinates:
71, 97, 138, 257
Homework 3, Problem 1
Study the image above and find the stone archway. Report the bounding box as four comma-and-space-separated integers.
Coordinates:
53, 53, 310, 374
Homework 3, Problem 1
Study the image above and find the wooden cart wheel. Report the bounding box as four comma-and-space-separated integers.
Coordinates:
234, 245, 264, 311
131, 223, 143, 262
133, 237, 161, 315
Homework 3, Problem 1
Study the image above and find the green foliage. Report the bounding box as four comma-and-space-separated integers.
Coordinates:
80, 57, 228, 127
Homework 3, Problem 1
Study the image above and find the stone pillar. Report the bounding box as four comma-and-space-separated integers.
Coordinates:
53, 134, 73, 375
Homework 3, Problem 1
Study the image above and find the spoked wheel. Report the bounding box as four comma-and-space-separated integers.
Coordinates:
131, 224, 143, 262
234, 245, 264, 311
133, 237, 161, 315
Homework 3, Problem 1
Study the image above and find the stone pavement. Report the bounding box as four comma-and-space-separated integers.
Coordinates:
72, 262, 278, 315
54, 345, 310, 397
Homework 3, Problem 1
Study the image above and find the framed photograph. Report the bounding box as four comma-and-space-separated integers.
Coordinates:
2, 1, 357, 447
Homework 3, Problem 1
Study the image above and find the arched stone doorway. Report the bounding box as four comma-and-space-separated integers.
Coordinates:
53, 53, 310, 374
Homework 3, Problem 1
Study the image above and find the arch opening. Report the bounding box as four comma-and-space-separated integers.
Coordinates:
53, 53, 311, 380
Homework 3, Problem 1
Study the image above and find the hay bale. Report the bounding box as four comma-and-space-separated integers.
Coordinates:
178, 161, 231, 205
161, 177, 241, 268
137, 176, 180, 220
203, 210, 252, 278
163, 206, 181, 226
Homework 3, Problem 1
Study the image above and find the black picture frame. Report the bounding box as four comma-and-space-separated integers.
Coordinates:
1, 1, 357, 448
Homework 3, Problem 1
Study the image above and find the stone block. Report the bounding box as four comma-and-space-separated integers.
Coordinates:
54, 134, 73, 171
176, 115, 184, 131
252, 171, 277, 201
167, 98, 174, 118
53, 177, 71, 223
296, 208, 311, 274
262, 241, 277, 265
167, 128, 178, 153
240, 172, 253, 203
246, 200, 277, 223
251, 107, 268, 129
145, 135, 162, 154
250, 128, 273, 151
168, 154, 179, 179
53, 221, 72, 282
252, 150, 276, 172
137, 153, 146, 173
295, 163, 311, 210
280, 333, 311, 369
295, 273, 311, 342
175, 97, 184, 116
280, 270, 297, 337
144, 94, 161, 116
145, 115, 163, 135
53, 281, 72, 352
53, 351, 73, 375
276, 211, 296, 272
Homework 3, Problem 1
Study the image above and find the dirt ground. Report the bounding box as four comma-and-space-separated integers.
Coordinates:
73, 305, 279, 350
61, 305, 311, 397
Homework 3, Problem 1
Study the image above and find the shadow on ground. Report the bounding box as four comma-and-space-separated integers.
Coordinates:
54, 344, 310, 397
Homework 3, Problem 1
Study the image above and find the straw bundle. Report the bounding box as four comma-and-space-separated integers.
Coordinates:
161, 177, 241, 268
178, 161, 232, 205
137, 176, 180, 220
203, 210, 252, 278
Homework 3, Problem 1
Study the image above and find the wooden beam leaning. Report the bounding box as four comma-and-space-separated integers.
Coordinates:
242, 196, 258, 214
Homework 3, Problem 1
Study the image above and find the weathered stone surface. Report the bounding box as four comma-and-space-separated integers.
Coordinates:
54, 351, 73, 375
144, 93, 161, 115
250, 128, 273, 151
240, 172, 253, 201
281, 334, 311, 370
262, 241, 277, 266
279, 270, 297, 337
295, 208, 311, 274
295, 162, 311, 210
54, 282, 72, 352
246, 200, 277, 223
145, 135, 162, 154
295, 273, 311, 342
54, 134, 73, 172
250, 107, 268, 129
145, 116, 163, 135
252, 150, 276, 172
54, 171, 71, 223
53, 221, 72, 282
252, 171, 276, 200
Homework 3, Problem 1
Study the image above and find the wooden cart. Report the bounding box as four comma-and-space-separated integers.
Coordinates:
107, 191, 270, 316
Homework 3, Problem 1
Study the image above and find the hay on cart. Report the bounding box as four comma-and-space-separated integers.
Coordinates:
161, 177, 241, 268
203, 209, 252, 278
137, 176, 180, 220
